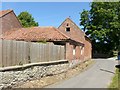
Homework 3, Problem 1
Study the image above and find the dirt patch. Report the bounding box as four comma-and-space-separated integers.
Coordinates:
15, 60, 94, 88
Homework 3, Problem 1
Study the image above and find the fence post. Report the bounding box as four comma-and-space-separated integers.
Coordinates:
28, 42, 31, 63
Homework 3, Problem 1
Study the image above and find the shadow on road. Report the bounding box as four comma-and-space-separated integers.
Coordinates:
100, 68, 115, 74
92, 53, 114, 59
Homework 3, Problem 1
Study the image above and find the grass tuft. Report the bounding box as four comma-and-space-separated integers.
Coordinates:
109, 69, 119, 89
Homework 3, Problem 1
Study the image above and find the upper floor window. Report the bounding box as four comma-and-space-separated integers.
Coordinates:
66, 23, 70, 32
66, 27, 70, 32
67, 23, 69, 26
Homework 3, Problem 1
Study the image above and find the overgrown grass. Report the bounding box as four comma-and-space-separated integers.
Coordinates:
109, 69, 119, 89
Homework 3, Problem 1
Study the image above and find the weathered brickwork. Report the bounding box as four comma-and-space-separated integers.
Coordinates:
0, 10, 22, 34
84, 37, 92, 60
58, 18, 91, 61
58, 18, 85, 43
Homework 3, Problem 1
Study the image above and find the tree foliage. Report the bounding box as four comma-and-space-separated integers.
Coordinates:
80, 2, 120, 54
80, 10, 90, 32
18, 11, 39, 28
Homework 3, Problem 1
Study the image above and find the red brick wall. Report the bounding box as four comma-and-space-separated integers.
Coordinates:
58, 18, 85, 43
75, 46, 81, 60
65, 42, 86, 61
59, 18, 92, 61
80, 46, 85, 61
65, 42, 74, 60
0, 11, 22, 34
84, 37, 92, 60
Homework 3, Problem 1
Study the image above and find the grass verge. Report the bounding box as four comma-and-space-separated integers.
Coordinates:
109, 69, 119, 89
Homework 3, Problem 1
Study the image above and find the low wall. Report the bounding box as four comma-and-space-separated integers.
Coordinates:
0, 60, 69, 89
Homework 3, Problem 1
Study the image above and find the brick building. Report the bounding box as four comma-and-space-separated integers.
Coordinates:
0, 9, 92, 61
58, 18, 92, 61
0, 10, 22, 35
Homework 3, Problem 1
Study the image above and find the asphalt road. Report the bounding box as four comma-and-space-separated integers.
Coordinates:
46, 58, 117, 88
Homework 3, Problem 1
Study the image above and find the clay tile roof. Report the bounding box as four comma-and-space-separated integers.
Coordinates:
0, 9, 13, 17
1, 27, 70, 41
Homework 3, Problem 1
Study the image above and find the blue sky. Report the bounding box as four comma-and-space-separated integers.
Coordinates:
2, 2, 91, 28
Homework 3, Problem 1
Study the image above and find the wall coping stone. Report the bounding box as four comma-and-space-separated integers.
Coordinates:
0, 60, 68, 72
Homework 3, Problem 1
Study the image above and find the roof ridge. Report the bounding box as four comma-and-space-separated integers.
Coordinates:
0, 9, 13, 12
58, 18, 68, 29
0, 9, 13, 18
67, 18, 85, 34
20, 26, 55, 29
2, 26, 69, 41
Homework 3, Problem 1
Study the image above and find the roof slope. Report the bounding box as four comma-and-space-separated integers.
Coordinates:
1, 27, 70, 41
0, 9, 13, 17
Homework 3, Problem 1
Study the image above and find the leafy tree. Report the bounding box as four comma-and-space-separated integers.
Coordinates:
18, 11, 39, 27
80, 9, 90, 32
80, 2, 120, 54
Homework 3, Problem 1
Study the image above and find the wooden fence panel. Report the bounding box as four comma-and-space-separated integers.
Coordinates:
0, 40, 65, 67
30, 43, 40, 63
54, 46, 57, 60
12, 40, 17, 66
48, 43, 53, 61
30, 43, 35, 63
35, 43, 40, 63
45, 44, 49, 62
6, 40, 12, 66
16, 41, 21, 65
0, 39, 2, 67
44, 44, 47, 61
23, 42, 29, 64
39, 43, 42, 62
57, 46, 60, 60
39, 44, 43, 62
56, 46, 59, 60
2, 40, 7, 67
55, 46, 58, 60
60, 46, 63, 60
41, 44, 46, 62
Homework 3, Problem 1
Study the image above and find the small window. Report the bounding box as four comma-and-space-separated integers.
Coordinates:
67, 23, 69, 26
66, 27, 70, 32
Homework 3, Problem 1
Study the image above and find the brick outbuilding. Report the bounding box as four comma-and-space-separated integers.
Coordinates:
0, 10, 22, 34
58, 18, 91, 61
0, 9, 92, 61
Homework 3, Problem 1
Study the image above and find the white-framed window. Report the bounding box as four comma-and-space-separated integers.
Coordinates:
73, 45, 76, 55
73, 49, 75, 55
81, 46, 84, 55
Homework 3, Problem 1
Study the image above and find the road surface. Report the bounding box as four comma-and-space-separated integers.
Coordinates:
46, 58, 117, 88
